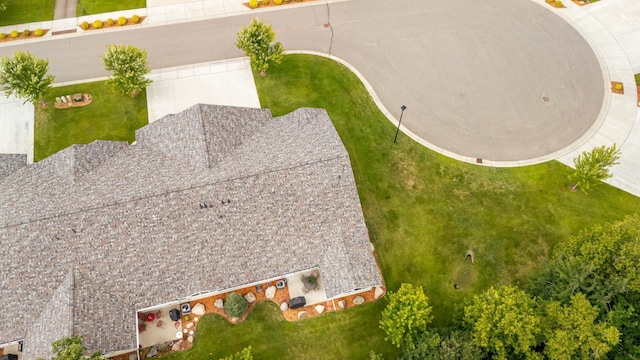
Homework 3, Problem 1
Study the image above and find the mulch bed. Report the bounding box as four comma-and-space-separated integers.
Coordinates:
53, 94, 93, 109
572, 0, 595, 5
80, 16, 146, 31
0, 30, 49, 43
243, 0, 315, 10
544, 0, 566, 8
611, 81, 624, 95
636, 86, 640, 106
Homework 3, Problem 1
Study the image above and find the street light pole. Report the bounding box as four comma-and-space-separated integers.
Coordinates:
393, 105, 407, 143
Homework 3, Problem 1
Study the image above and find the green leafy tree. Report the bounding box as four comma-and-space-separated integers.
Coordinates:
0, 50, 54, 107
36, 335, 104, 360
463, 286, 540, 360
224, 292, 249, 317
220, 346, 252, 360
369, 350, 384, 360
569, 144, 620, 194
379, 283, 433, 349
235, 18, 284, 76
543, 293, 620, 360
403, 330, 484, 360
101, 44, 152, 97
400, 331, 441, 360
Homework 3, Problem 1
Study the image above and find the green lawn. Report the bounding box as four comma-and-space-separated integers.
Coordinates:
77, 0, 146, 16
34, 81, 148, 161
0, 0, 55, 26
159, 54, 640, 359
161, 301, 396, 360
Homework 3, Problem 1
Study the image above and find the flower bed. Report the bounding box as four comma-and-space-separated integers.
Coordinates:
79, 15, 145, 31
0, 28, 48, 42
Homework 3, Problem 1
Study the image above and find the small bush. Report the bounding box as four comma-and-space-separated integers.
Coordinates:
274, 0, 283, 4
117, 16, 127, 26
614, 83, 623, 91
555, 0, 563, 6
0, 33, 6, 40
106, 18, 115, 26
34, 28, 44, 36
93, 20, 103, 29
10, 30, 19, 38
224, 292, 249, 318
81, 21, 89, 29
249, 0, 259, 8
23, 29, 31, 36
131, 15, 141, 24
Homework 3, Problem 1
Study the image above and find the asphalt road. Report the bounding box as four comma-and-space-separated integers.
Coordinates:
0, 0, 604, 161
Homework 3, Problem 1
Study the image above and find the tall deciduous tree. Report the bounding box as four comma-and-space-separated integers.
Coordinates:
543, 293, 620, 360
36, 335, 104, 360
569, 144, 620, 194
235, 18, 284, 76
380, 283, 434, 349
101, 44, 152, 97
0, 50, 54, 107
463, 285, 540, 360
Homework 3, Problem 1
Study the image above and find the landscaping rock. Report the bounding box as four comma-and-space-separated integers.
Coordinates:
214, 299, 224, 308
374, 287, 384, 299
315, 304, 325, 314
187, 335, 193, 343
192, 303, 205, 316
146, 346, 157, 358
337, 300, 346, 309
266, 285, 277, 299
171, 341, 182, 351
298, 311, 308, 320
185, 322, 194, 329
280, 302, 288, 311
353, 296, 365, 305
244, 292, 256, 303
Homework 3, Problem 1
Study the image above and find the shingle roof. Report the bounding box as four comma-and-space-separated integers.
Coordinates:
0, 105, 382, 358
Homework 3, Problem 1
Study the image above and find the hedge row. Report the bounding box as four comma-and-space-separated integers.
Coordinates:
0, 28, 45, 40
80, 15, 142, 30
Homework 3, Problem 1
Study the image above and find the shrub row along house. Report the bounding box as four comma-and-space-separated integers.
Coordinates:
0, 105, 383, 359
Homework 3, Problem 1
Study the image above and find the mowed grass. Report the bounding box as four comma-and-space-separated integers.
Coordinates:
77, 0, 146, 16
34, 81, 148, 161
0, 0, 55, 26
161, 301, 397, 360
162, 54, 640, 359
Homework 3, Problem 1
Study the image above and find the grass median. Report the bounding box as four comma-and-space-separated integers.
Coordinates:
159, 54, 640, 358
34, 81, 148, 161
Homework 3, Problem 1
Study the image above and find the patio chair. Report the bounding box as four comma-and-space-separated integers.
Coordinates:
155, 310, 162, 319
156, 320, 164, 328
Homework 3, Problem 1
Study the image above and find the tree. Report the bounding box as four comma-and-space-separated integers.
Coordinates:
569, 144, 620, 194
36, 335, 104, 360
379, 283, 433, 349
543, 293, 620, 360
224, 292, 249, 317
0, 50, 54, 107
101, 44, 152, 97
463, 286, 540, 360
529, 215, 640, 358
220, 346, 252, 360
235, 18, 284, 76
